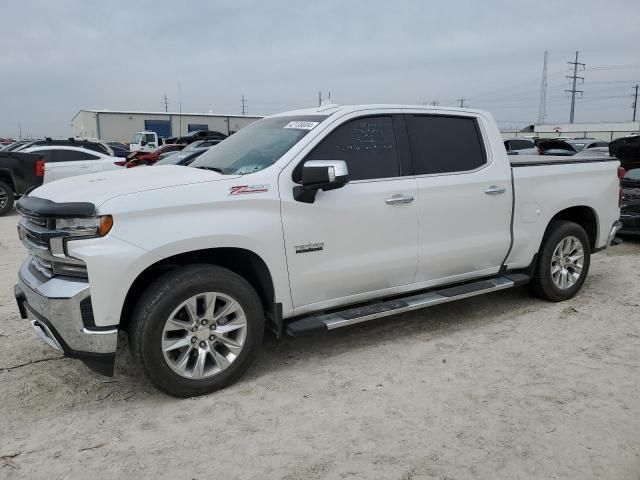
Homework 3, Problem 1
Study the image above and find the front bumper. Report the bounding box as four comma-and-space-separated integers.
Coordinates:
14, 258, 118, 376
607, 220, 623, 245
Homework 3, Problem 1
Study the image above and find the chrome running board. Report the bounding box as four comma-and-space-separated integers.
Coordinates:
286, 273, 530, 336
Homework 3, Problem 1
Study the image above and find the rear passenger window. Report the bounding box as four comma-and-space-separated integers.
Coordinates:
306, 116, 400, 181
405, 115, 486, 175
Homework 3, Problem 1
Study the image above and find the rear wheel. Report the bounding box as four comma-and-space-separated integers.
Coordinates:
130, 264, 264, 397
529, 220, 591, 302
0, 180, 15, 216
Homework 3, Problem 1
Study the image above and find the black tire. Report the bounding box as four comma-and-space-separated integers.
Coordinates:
0, 180, 15, 216
129, 264, 264, 397
529, 220, 591, 302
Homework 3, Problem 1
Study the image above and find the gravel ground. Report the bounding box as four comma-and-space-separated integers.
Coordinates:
1, 208, 639, 479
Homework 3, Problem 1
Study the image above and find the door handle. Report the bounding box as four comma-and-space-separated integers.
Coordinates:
484, 185, 506, 195
385, 194, 414, 205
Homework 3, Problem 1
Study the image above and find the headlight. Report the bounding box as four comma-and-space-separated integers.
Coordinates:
55, 215, 113, 237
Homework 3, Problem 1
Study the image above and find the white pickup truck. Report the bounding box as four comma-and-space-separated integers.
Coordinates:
14, 105, 622, 397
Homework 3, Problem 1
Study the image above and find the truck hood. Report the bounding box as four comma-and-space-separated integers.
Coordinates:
29, 166, 239, 207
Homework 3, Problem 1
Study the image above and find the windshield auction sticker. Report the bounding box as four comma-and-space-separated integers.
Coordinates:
284, 121, 319, 130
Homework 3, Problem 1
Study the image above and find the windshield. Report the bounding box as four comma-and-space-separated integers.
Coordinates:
190, 115, 327, 174
132, 133, 143, 144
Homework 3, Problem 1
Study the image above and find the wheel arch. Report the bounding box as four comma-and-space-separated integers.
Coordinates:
0, 168, 16, 190
545, 205, 599, 250
119, 247, 279, 334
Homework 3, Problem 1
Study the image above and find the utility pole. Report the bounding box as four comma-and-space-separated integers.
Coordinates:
178, 82, 182, 136
318, 91, 322, 107
537, 50, 548, 124
18, 122, 22, 139
163, 93, 169, 112
241, 94, 247, 115
430, 100, 439, 106
633, 84, 639, 122
457, 98, 466, 108
565, 50, 585, 123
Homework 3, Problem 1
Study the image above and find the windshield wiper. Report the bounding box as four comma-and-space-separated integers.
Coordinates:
196, 166, 225, 174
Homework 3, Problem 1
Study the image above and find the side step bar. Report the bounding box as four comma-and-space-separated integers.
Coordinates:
286, 273, 530, 337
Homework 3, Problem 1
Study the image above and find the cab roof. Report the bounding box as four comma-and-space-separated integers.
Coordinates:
269, 104, 490, 118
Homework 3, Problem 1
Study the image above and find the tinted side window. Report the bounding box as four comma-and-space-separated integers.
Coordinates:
52, 150, 99, 162
306, 116, 399, 181
406, 115, 486, 174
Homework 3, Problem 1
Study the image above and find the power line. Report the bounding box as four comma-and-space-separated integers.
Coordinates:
565, 50, 585, 123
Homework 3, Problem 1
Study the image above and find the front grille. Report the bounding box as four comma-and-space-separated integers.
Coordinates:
18, 211, 89, 279
22, 212, 50, 229
31, 255, 54, 278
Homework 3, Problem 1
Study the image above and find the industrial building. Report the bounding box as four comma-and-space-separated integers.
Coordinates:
71, 110, 262, 143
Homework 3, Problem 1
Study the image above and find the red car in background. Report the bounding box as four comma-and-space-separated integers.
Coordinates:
121, 143, 187, 167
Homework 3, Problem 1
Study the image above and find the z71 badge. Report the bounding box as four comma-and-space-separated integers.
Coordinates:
229, 185, 269, 195
295, 242, 324, 254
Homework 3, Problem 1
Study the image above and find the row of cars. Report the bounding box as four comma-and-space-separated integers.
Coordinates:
0, 133, 226, 215
503, 136, 610, 156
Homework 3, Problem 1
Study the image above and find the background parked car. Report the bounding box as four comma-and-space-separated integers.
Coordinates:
22, 145, 123, 183
153, 147, 210, 167
610, 135, 640, 170
564, 139, 609, 152
0, 150, 44, 215
620, 168, 640, 236
165, 130, 227, 145
1, 140, 33, 152
184, 138, 223, 150
16, 138, 114, 156
504, 138, 535, 155
572, 147, 611, 158
536, 139, 578, 156
107, 141, 131, 157
123, 143, 187, 167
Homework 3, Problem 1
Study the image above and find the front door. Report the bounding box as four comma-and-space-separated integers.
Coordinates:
280, 115, 419, 312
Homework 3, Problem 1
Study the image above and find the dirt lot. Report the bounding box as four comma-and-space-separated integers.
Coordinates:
1, 208, 639, 480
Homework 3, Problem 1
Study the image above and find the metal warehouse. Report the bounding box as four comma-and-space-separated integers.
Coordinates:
71, 109, 262, 142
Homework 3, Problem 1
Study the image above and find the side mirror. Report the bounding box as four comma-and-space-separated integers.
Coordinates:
140, 140, 147, 147
294, 160, 349, 203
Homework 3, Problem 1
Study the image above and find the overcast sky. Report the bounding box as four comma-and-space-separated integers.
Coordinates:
1, 0, 639, 138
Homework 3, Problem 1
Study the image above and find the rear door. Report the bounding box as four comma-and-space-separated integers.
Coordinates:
280, 114, 420, 312
405, 113, 512, 284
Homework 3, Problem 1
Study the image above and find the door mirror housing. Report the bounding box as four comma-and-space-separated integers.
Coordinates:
294, 160, 349, 203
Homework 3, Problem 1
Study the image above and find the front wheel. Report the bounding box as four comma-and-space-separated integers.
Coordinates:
0, 180, 15, 216
529, 220, 591, 302
129, 264, 264, 397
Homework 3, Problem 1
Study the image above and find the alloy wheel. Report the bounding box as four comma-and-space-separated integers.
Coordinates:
161, 292, 247, 379
550, 235, 584, 290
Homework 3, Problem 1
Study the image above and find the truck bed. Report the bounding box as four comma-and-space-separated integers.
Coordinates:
509, 154, 615, 166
